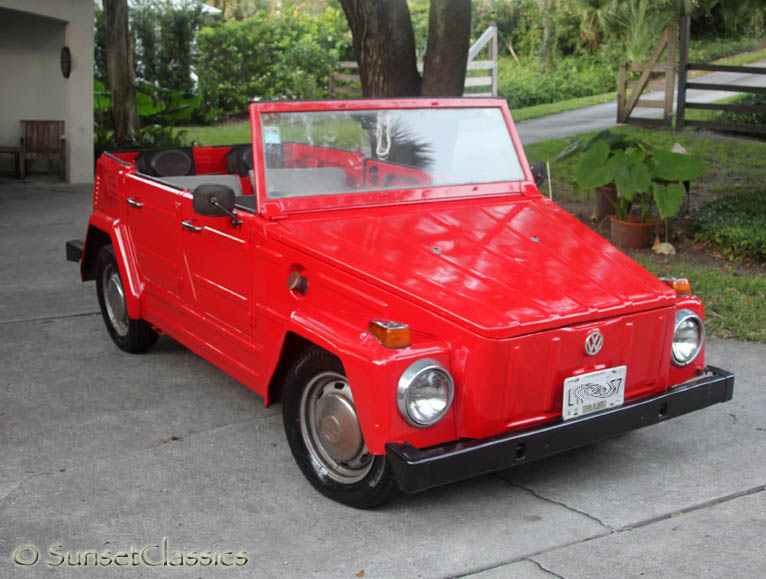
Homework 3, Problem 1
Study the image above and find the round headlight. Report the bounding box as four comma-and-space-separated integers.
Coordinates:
672, 309, 704, 366
397, 358, 454, 428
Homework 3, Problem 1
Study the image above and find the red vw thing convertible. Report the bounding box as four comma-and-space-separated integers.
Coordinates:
67, 99, 734, 508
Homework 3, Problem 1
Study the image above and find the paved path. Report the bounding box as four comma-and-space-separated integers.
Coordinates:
517, 63, 766, 144
0, 179, 763, 578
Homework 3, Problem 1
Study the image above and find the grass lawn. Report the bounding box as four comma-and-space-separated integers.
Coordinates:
683, 94, 743, 123
709, 47, 766, 68
180, 121, 252, 146
635, 257, 766, 342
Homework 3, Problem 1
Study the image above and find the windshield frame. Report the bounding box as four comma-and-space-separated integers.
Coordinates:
248, 98, 536, 218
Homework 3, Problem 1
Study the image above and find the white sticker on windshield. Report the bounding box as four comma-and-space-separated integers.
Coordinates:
263, 126, 281, 145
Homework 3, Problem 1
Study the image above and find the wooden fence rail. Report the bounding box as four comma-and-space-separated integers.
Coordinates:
329, 22, 498, 98
676, 15, 766, 134
618, 16, 766, 134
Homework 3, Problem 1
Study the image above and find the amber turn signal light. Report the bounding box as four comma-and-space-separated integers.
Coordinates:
660, 277, 692, 295
368, 320, 412, 349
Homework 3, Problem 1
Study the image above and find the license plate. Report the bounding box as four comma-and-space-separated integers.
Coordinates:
562, 366, 627, 421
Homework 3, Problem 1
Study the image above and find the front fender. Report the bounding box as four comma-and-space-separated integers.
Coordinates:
282, 308, 458, 455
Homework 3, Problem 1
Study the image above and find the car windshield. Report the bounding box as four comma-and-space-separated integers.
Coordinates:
259, 107, 525, 199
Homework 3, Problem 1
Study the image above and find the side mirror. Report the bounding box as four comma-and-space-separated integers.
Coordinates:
530, 161, 547, 188
192, 184, 240, 227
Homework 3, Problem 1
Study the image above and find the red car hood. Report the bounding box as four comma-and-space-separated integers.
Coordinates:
267, 197, 676, 339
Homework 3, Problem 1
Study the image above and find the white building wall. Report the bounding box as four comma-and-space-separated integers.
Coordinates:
0, 0, 94, 183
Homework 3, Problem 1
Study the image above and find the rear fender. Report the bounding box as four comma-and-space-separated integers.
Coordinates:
82, 213, 142, 320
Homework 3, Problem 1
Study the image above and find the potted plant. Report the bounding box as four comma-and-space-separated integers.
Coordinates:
557, 131, 704, 248
556, 130, 630, 218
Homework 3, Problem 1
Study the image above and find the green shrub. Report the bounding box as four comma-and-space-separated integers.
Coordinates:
498, 57, 616, 109
688, 37, 763, 64
688, 190, 766, 262
94, 0, 206, 93
93, 79, 197, 159
717, 93, 766, 127
195, 8, 351, 121
495, 31, 761, 111
131, 0, 206, 94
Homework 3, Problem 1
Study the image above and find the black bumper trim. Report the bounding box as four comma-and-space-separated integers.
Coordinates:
386, 366, 734, 493
66, 239, 83, 263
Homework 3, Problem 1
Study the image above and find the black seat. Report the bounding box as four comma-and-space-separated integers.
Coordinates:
135, 148, 195, 177
226, 145, 254, 177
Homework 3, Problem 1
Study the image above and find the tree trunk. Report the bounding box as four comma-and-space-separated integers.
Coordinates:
540, 0, 555, 71
421, 0, 471, 96
338, 0, 421, 97
104, 0, 139, 145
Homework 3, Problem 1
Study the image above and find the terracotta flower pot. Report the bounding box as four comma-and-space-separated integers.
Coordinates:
595, 186, 617, 218
609, 215, 659, 249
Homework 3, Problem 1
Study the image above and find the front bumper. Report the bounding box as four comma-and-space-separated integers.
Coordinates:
386, 366, 734, 493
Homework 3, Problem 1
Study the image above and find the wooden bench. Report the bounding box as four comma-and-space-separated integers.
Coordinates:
20, 120, 66, 180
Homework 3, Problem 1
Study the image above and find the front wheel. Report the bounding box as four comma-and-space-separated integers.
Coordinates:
95, 245, 158, 353
282, 347, 399, 508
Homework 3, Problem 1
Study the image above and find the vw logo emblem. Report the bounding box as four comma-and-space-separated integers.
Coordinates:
584, 331, 604, 356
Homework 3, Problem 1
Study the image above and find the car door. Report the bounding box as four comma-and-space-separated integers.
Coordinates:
123, 174, 183, 301
178, 193, 268, 383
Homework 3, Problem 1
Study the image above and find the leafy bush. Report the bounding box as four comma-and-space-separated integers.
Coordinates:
472, 0, 543, 58
408, 0, 430, 61
130, 0, 206, 94
94, 80, 198, 159
718, 93, 766, 127
494, 30, 761, 110
687, 37, 763, 64
94, 125, 190, 160
688, 190, 766, 261
498, 57, 616, 109
94, 0, 206, 93
195, 8, 351, 121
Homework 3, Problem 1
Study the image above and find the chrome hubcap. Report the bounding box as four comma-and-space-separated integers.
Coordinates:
102, 263, 128, 337
300, 371, 373, 484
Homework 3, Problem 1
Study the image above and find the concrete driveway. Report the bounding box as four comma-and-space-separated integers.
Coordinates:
1, 178, 764, 578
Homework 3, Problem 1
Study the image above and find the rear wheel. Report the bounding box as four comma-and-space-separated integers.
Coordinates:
96, 245, 158, 353
283, 347, 399, 508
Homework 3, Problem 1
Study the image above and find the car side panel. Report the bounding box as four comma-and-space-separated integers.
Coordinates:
123, 174, 184, 300
173, 195, 275, 389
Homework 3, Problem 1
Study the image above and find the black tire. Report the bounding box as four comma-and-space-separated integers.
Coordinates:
282, 347, 399, 508
95, 245, 158, 353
